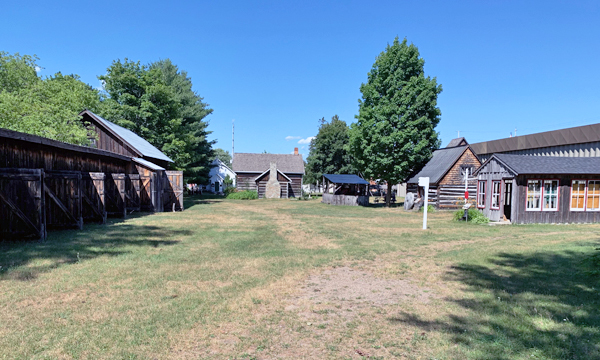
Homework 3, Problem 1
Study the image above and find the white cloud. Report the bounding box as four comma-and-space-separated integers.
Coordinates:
34, 66, 41, 73
285, 136, 301, 141
298, 136, 315, 144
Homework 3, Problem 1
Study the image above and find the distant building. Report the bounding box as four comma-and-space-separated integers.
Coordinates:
206, 158, 236, 193
232, 148, 304, 198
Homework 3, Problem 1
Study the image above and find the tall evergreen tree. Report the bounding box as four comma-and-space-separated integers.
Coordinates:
305, 115, 356, 184
349, 37, 442, 206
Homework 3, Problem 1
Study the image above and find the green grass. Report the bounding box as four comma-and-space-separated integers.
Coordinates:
0, 195, 599, 359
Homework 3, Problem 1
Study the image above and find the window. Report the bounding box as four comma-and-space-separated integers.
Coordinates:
460, 165, 473, 178
587, 180, 600, 211
477, 180, 486, 208
526, 180, 542, 211
491, 181, 501, 209
543, 180, 559, 211
571, 180, 586, 211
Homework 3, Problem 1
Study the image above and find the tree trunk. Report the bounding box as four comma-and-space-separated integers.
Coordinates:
385, 180, 391, 207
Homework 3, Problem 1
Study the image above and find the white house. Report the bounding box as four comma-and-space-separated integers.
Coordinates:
205, 158, 236, 193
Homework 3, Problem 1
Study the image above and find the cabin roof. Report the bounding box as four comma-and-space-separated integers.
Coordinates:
479, 154, 600, 175
80, 110, 173, 163
322, 174, 369, 185
232, 153, 305, 174
470, 123, 600, 156
133, 157, 165, 171
445, 137, 468, 148
407, 145, 469, 184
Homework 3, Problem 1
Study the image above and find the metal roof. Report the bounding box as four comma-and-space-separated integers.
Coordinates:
133, 157, 165, 171
81, 110, 173, 163
470, 123, 600, 156
482, 154, 600, 175
407, 146, 468, 184
322, 174, 369, 185
232, 153, 305, 174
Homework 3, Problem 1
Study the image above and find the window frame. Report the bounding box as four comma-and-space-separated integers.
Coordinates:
525, 179, 543, 212
570, 179, 587, 212
477, 180, 486, 209
586, 180, 600, 212
542, 179, 560, 212
491, 180, 501, 210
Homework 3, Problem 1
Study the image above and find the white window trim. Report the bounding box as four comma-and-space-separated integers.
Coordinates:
526, 179, 542, 211
491, 181, 501, 210
570, 179, 587, 212
542, 179, 559, 212
586, 180, 600, 212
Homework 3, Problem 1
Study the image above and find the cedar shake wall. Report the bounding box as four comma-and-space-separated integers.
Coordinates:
439, 148, 481, 186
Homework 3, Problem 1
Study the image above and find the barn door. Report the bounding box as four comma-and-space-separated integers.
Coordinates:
139, 175, 154, 211
0, 168, 46, 240
163, 171, 184, 212
126, 174, 141, 212
44, 170, 83, 230
82, 172, 106, 224
105, 173, 126, 218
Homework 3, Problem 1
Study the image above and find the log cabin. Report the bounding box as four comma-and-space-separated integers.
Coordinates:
474, 154, 600, 224
232, 149, 305, 198
406, 138, 481, 209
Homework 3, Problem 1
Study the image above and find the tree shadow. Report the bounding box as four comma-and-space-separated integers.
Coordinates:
389, 245, 600, 359
0, 222, 190, 282
183, 194, 223, 210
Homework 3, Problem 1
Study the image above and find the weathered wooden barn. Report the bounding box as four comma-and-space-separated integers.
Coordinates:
407, 138, 481, 209
80, 110, 183, 212
471, 123, 600, 161
1, 115, 183, 240
232, 150, 304, 199
474, 154, 600, 224
321, 174, 369, 206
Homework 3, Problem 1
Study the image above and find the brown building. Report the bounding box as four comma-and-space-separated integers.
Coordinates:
407, 138, 481, 209
232, 149, 305, 199
474, 154, 600, 224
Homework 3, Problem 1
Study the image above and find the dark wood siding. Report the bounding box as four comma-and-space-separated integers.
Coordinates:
236, 173, 259, 192
235, 172, 303, 198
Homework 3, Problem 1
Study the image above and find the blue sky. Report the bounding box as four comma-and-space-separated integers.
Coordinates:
3, 1, 600, 159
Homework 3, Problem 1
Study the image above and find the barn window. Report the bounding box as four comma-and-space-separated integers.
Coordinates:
491, 181, 501, 209
570, 180, 586, 211
587, 180, 600, 211
542, 180, 559, 211
477, 180, 486, 208
460, 165, 473, 178
526, 180, 542, 211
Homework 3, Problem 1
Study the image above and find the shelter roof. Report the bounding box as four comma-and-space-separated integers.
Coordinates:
133, 158, 165, 171
477, 154, 600, 175
322, 174, 369, 185
407, 146, 469, 184
232, 153, 305, 174
80, 110, 173, 163
446, 137, 468, 148
470, 123, 600, 155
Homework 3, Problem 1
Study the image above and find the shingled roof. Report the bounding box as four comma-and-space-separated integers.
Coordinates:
446, 137, 468, 148
407, 146, 469, 184
479, 154, 600, 176
232, 153, 305, 174
80, 110, 173, 163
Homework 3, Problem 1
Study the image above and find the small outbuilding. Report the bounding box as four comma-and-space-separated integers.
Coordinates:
321, 174, 369, 206
474, 154, 600, 224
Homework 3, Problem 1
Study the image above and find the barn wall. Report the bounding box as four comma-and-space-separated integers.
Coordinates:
475, 158, 514, 221
236, 173, 259, 192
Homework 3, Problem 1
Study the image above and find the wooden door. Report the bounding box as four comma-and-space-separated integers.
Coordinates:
503, 180, 512, 221
163, 171, 184, 212
82, 172, 106, 224
44, 170, 83, 229
105, 173, 126, 217
0, 168, 46, 240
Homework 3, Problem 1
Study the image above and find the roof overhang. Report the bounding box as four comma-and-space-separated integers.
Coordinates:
254, 169, 292, 182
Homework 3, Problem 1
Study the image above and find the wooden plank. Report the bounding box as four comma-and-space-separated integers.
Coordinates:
0, 189, 43, 238
44, 185, 81, 228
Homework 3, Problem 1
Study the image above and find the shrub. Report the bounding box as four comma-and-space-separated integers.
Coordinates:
419, 204, 436, 213
224, 187, 237, 196
453, 207, 489, 224
226, 190, 258, 200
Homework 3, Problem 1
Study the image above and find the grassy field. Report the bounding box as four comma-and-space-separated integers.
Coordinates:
1, 195, 599, 359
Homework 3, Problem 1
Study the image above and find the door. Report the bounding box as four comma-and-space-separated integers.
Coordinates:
503, 180, 512, 220
215, 181, 220, 193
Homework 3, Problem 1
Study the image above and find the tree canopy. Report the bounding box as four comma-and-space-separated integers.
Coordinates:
211, 148, 232, 165
98, 58, 214, 183
305, 115, 356, 184
0, 52, 101, 145
348, 37, 442, 206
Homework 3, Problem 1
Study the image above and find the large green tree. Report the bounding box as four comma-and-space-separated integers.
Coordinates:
0, 52, 101, 145
211, 148, 232, 165
99, 59, 214, 183
349, 37, 442, 206
305, 115, 356, 184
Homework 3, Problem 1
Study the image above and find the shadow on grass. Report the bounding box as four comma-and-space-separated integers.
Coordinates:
389, 247, 600, 359
183, 194, 223, 210
0, 222, 190, 282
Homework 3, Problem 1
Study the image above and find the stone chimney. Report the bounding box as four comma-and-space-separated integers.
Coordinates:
265, 162, 281, 198
294, 147, 299, 155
